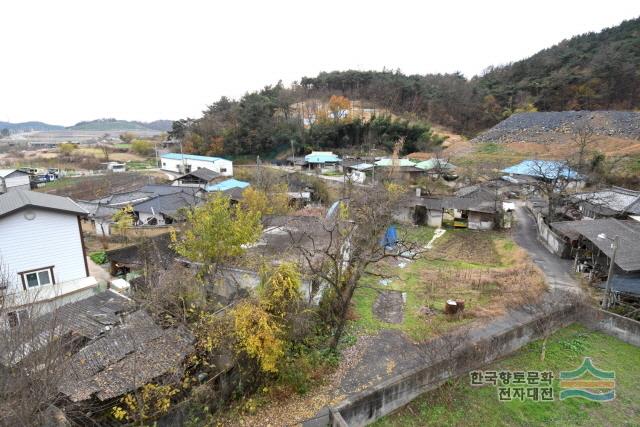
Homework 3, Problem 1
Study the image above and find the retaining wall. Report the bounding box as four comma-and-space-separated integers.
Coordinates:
322, 304, 640, 426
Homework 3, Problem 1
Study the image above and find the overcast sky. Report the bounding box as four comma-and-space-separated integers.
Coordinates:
1, 1, 638, 126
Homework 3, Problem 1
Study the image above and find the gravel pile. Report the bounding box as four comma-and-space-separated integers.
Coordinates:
472, 111, 640, 144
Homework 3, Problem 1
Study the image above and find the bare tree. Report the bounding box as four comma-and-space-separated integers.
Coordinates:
570, 121, 597, 175
0, 262, 70, 426
294, 182, 424, 349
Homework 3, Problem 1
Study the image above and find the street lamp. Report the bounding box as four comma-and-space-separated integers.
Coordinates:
597, 233, 619, 310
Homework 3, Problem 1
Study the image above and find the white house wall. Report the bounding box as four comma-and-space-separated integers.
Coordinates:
0, 209, 87, 293
160, 157, 233, 176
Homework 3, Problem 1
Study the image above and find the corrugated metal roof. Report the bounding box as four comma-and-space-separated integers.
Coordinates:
161, 152, 226, 162
0, 189, 87, 219
374, 158, 416, 167
205, 178, 250, 192
502, 160, 579, 180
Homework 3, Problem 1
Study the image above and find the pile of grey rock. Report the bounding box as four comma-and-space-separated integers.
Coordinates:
472, 111, 640, 144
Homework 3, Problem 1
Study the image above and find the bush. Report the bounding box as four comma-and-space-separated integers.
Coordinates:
89, 251, 107, 264
131, 139, 154, 156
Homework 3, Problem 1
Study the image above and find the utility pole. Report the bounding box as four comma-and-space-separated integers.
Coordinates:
603, 235, 619, 310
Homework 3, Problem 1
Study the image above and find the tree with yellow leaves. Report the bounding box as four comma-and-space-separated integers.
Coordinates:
240, 185, 291, 218
328, 95, 351, 122
172, 193, 262, 276
232, 301, 285, 373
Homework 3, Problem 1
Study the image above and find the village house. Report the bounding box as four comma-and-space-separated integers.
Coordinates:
0, 190, 98, 328
414, 158, 458, 179
502, 159, 584, 191
374, 158, 425, 182
77, 185, 201, 236
0, 169, 31, 193
569, 186, 640, 220
550, 218, 640, 301
172, 167, 221, 188
160, 152, 233, 176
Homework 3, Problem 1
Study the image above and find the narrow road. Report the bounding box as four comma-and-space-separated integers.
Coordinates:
512, 203, 581, 293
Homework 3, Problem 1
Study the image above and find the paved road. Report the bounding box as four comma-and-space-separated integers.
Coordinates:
512, 203, 581, 293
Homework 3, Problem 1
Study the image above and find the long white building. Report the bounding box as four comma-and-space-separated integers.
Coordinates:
160, 153, 233, 177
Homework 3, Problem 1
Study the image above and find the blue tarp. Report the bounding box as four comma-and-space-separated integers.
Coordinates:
205, 178, 250, 192
382, 225, 398, 247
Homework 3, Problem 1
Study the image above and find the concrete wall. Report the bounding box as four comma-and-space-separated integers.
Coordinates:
320, 304, 640, 426
580, 306, 640, 347
427, 209, 443, 228
333, 304, 581, 426
535, 211, 568, 257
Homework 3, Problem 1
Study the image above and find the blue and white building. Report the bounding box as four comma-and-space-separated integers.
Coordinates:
160, 153, 233, 177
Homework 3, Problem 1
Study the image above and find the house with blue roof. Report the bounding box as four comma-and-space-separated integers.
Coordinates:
304, 151, 341, 170
502, 160, 580, 181
160, 152, 233, 176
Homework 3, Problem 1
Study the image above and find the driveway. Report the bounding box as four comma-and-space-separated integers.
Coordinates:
512, 203, 581, 293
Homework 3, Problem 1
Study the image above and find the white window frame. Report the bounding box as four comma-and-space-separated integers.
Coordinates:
19, 266, 55, 290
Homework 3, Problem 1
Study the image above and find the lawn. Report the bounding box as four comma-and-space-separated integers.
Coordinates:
374, 324, 640, 426
348, 227, 546, 341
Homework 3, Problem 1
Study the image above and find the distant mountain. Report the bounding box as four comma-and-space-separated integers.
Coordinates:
0, 121, 64, 133
67, 118, 173, 132
142, 120, 173, 132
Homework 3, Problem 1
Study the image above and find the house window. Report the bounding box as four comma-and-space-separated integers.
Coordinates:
162, 162, 166, 167
19, 267, 54, 289
220, 168, 227, 173
7, 310, 29, 328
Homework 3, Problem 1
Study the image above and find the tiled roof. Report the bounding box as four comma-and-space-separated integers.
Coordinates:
132, 192, 201, 215
177, 167, 220, 182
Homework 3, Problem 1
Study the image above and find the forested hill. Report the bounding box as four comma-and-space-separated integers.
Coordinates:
300, 17, 640, 135
170, 17, 639, 157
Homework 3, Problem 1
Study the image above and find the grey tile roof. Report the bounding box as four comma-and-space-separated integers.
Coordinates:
550, 219, 640, 272
132, 192, 201, 215
138, 184, 199, 196
58, 310, 193, 402
0, 189, 87, 219
0, 290, 134, 366
177, 167, 220, 182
